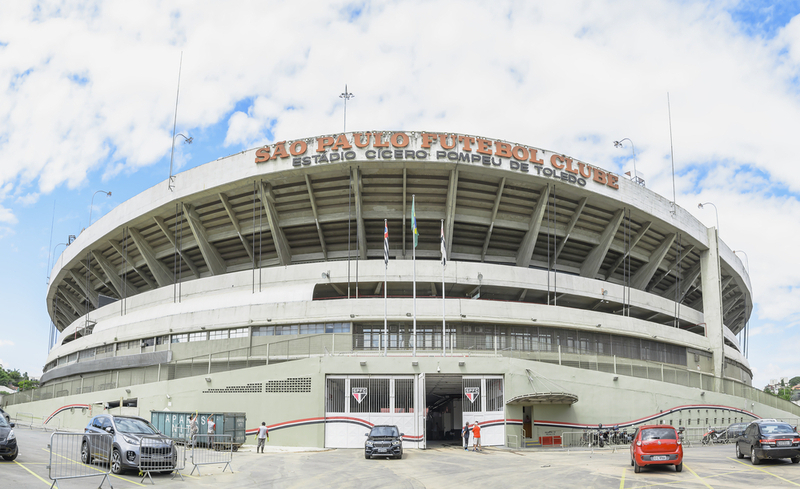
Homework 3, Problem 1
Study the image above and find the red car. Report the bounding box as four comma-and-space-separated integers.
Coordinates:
630, 425, 683, 473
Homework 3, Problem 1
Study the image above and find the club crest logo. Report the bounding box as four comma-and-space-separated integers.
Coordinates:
352, 387, 368, 404
465, 387, 480, 403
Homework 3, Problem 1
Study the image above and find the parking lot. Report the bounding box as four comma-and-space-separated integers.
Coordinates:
3, 428, 800, 488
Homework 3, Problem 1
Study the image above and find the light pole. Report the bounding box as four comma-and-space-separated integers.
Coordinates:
697, 202, 719, 232
89, 190, 112, 227
733, 250, 750, 273
339, 85, 354, 132
168, 133, 193, 191
47, 242, 68, 285
613, 138, 640, 186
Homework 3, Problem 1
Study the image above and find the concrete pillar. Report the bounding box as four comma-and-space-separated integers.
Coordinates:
700, 227, 724, 391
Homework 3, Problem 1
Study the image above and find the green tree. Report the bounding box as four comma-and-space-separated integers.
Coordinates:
17, 379, 39, 391
789, 376, 800, 387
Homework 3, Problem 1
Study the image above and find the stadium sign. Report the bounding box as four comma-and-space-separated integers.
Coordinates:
255, 132, 619, 190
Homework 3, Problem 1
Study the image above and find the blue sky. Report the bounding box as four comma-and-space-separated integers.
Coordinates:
1, 1, 800, 390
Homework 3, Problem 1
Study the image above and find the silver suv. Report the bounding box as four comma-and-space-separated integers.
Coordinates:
82, 414, 176, 474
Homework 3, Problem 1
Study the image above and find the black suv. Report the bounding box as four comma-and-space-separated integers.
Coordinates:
736, 421, 800, 465
364, 425, 403, 459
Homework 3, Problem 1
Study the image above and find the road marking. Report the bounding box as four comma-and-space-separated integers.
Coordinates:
13, 460, 51, 486
729, 457, 800, 487
619, 467, 625, 489
684, 463, 714, 489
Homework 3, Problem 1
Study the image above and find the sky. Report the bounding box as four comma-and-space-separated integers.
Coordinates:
1, 0, 799, 389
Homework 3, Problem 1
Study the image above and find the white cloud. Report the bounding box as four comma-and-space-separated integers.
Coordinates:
0, 340, 14, 347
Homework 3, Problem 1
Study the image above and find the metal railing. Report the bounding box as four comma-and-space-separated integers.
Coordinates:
6, 333, 800, 419
506, 434, 518, 449
48, 431, 113, 489
190, 434, 234, 475
138, 435, 185, 484
14, 412, 61, 431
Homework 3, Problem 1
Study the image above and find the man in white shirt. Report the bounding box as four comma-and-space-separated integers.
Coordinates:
256, 422, 269, 453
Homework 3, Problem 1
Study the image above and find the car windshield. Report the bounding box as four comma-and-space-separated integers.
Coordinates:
370, 426, 399, 437
641, 428, 677, 440
114, 417, 159, 434
760, 424, 795, 435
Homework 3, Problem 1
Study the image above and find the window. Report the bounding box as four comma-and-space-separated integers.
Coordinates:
229, 328, 248, 338
171, 334, 188, 344
326, 322, 350, 333
189, 332, 207, 342
141, 338, 154, 347
252, 326, 273, 336
210, 330, 228, 340
300, 323, 324, 334
80, 348, 96, 360
156, 335, 169, 345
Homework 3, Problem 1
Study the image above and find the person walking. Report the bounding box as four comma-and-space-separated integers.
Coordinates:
256, 422, 269, 453
472, 423, 482, 452
461, 422, 470, 451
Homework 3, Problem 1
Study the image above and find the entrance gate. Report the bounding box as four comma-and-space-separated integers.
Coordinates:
324, 375, 421, 449
324, 374, 504, 448
462, 375, 504, 446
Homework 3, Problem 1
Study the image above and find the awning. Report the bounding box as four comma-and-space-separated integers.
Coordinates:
506, 392, 579, 405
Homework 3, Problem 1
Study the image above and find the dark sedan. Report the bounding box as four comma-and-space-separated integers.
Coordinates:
726, 422, 748, 441
736, 421, 800, 464
0, 415, 17, 461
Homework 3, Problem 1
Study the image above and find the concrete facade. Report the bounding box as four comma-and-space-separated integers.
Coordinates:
4, 131, 793, 448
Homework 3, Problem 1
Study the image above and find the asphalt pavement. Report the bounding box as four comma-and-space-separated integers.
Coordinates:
3, 428, 800, 488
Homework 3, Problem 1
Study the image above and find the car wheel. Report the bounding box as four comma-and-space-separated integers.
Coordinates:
364, 452, 370, 460
630, 457, 634, 467
2, 447, 17, 461
676, 462, 683, 473
110, 449, 123, 474
792, 457, 800, 464
736, 444, 743, 459
751, 448, 760, 465
81, 441, 92, 464
634, 462, 641, 473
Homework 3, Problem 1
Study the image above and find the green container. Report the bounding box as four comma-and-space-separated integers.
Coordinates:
150, 411, 247, 446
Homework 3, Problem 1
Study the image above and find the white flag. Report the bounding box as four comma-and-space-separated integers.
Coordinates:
440, 221, 447, 267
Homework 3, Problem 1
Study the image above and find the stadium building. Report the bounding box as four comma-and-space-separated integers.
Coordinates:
4, 130, 799, 448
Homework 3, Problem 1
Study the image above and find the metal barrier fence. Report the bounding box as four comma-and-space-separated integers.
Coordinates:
507, 434, 518, 449
48, 431, 113, 489
190, 434, 233, 475
561, 431, 590, 448
13, 412, 61, 432
138, 435, 185, 484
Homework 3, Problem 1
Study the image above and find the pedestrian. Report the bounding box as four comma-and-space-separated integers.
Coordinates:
462, 422, 470, 451
189, 412, 199, 447
256, 422, 269, 453
472, 423, 481, 452
207, 414, 216, 449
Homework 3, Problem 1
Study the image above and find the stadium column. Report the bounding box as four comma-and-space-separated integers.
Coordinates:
700, 227, 725, 391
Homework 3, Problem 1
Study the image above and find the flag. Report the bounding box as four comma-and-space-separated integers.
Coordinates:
384, 220, 389, 266
440, 220, 447, 267
411, 196, 418, 248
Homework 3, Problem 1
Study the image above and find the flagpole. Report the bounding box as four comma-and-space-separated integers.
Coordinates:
441, 219, 446, 357
384, 219, 388, 357
412, 195, 417, 358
